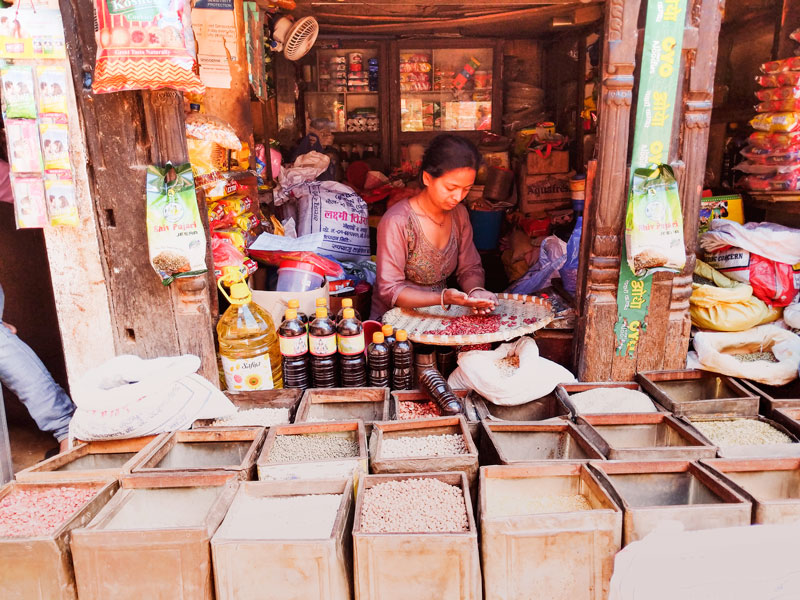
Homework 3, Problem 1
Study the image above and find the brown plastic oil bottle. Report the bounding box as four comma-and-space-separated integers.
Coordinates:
287, 299, 308, 328
338, 307, 366, 387
335, 297, 361, 323
309, 307, 338, 388
391, 329, 414, 390
419, 367, 463, 415
278, 308, 309, 390
368, 331, 390, 388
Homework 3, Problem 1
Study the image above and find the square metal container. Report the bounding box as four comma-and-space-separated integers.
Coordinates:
192, 389, 302, 428
15, 436, 163, 483
353, 472, 481, 600
738, 379, 800, 417
589, 460, 751, 545
771, 406, 800, 439
480, 421, 605, 464
71, 481, 237, 600
681, 414, 800, 458
295, 387, 390, 434
124, 428, 266, 487
700, 457, 800, 524
472, 389, 570, 422
0, 480, 117, 600
211, 478, 354, 600
480, 463, 622, 600
576, 413, 716, 460
637, 370, 758, 417
390, 388, 481, 445
256, 420, 368, 482
556, 382, 662, 419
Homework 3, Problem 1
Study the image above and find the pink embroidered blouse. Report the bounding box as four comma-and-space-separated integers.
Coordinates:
371, 198, 485, 319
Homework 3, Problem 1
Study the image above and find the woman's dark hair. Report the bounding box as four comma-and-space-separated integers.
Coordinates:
421, 134, 482, 179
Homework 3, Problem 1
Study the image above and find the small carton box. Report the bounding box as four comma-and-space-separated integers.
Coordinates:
526, 148, 570, 175
519, 172, 572, 216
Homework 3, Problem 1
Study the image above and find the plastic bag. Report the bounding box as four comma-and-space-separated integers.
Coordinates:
626, 164, 685, 276
185, 112, 242, 151
756, 98, 800, 113
748, 130, 800, 150
0, 65, 36, 119
447, 337, 576, 405
35, 65, 69, 116
739, 171, 800, 191
756, 72, 800, 87
45, 177, 79, 228
506, 235, 567, 295
761, 56, 800, 74
734, 161, 800, 175
93, 0, 203, 94
187, 138, 227, 177
704, 248, 796, 306
69, 354, 235, 441
273, 151, 331, 206
11, 176, 48, 229
692, 325, 800, 385
756, 85, 800, 102
559, 216, 582, 296
146, 162, 207, 284
750, 112, 800, 133
699, 220, 800, 265
740, 145, 800, 165
784, 303, 800, 329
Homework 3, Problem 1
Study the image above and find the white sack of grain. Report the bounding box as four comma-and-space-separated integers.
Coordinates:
448, 336, 576, 405
692, 324, 800, 385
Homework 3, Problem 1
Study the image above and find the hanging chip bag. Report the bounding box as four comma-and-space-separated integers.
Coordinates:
625, 164, 685, 276
11, 176, 48, 229
0, 65, 36, 119
6, 119, 43, 173
146, 162, 207, 284
39, 123, 71, 171
92, 0, 203, 94
45, 177, 79, 227
35, 65, 69, 116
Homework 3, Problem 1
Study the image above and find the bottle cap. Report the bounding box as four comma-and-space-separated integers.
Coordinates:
288, 299, 300, 309
396, 329, 408, 342
285, 309, 297, 320
382, 324, 394, 336
342, 307, 355, 319
228, 282, 251, 304
373, 332, 385, 343
316, 298, 328, 307
342, 298, 353, 308
315, 307, 328, 318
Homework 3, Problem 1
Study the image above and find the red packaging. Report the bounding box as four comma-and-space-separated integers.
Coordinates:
756, 72, 800, 87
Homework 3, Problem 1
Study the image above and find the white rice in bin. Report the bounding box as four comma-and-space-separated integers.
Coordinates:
568, 387, 657, 414
215, 493, 342, 539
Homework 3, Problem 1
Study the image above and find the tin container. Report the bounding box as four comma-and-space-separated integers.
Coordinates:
71, 481, 237, 600
739, 379, 800, 417
353, 472, 481, 600
681, 414, 800, 458
472, 390, 570, 422
192, 389, 302, 428
637, 370, 758, 417
0, 480, 117, 600
576, 413, 716, 460
480, 421, 604, 464
124, 428, 265, 487
700, 457, 800, 524
211, 478, 354, 600
295, 387, 390, 434
390, 389, 481, 444
15, 436, 162, 483
257, 420, 367, 482
771, 406, 800, 438
480, 463, 621, 600
589, 460, 751, 545
556, 382, 662, 419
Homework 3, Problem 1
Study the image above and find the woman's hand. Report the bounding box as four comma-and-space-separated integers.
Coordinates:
443, 288, 496, 315
468, 289, 499, 314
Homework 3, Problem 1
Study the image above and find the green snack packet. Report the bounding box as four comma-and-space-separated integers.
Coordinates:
1, 65, 37, 119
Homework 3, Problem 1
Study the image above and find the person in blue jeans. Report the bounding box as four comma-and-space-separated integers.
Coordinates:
0, 282, 74, 453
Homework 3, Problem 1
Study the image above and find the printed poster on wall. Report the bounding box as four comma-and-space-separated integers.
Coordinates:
192, 0, 237, 89
0, 0, 65, 59
244, 2, 266, 101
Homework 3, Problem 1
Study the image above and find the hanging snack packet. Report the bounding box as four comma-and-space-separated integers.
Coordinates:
146, 163, 207, 284
750, 112, 800, 133
10, 176, 47, 229
39, 122, 71, 171
35, 65, 69, 116
625, 164, 685, 276
756, 99, 800, 113
756, 86, 800, 102
761, 57, 800, 74
93, 0, 203, 94
45, 177, 79, 227
6, 120, 43, 173
0, 65, 37, 119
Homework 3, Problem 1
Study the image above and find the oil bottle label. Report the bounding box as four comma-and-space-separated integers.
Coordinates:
309, 333, 337, 356
221, 354, 274, 391
279, 333, 308, 357
338, 333, 365, 355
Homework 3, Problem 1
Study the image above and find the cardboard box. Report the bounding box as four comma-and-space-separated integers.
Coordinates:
251, 280, 329, 329
526, 148, 569, 174
519, 172, 572, 216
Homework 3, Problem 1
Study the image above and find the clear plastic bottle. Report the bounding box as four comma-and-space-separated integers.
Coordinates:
287, 299, 308, 329
338, 307, 366, 387
392, 329, 414, 390
309, 307, 338, 388
278, 308, 309, 390
217, 282, 283, 391
335, 297, 361, 323
368, 331, 390, 388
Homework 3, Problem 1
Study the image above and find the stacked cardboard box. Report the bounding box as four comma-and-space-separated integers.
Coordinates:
519, 145, 571, 216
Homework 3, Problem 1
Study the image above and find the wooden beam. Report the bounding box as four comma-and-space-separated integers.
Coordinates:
301, 0, 601, 6
776, 0, 800, 59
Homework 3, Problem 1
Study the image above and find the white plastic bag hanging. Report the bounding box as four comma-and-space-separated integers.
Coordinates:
700, 220, 800, 265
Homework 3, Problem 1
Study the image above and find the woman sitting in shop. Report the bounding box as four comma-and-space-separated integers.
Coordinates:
371, 134, 498, 320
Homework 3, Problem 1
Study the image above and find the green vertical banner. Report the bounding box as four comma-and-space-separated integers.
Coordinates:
614, 0, 687, 357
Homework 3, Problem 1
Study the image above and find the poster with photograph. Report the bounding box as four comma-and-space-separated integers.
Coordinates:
6, 119, 43, 173
11, 175, 47, 228
45, 176, 78, 226
0, 1, 66, 59
0, 64, 36, 118
39, 122, 70, 170
35, 65, 68, 116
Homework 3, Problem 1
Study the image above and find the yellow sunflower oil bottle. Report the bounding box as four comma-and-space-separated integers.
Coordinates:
217, 282, 283, 391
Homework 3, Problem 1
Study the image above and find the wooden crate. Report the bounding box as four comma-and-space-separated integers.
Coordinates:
257, 421, 368, 482
212, 479, 354, 600
556, 382, 663, 419
637, 370, 758, 417
0, 480, 117, 600
192, 389, 302, 428
480, 464, 621, 600
123, 428, 266, 487
295, 387, 390, 434
71, 481, 238, 600
353, 472, 481, 600
15, 436, 163, 483
369, 416, 479, 489
480, 421, 604, 464
390, 389, 481, 446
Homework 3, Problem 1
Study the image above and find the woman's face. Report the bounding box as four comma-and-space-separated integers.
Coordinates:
422, 167, 476, 212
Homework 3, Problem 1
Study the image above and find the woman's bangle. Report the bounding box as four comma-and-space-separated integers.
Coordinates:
467, 287, 487, 296
440, 288, 451, 311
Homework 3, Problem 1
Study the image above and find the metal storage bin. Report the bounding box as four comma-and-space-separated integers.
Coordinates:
769, 406, 800, 439
739, 379, 800, 417
192, 389, 302, 428
576, 413, 716, 460
556, 382, 662, 419
353, 472, 481, 600
295, 387, 390, 434
681, 414, 800, 458
637, 370, 758, 417
480, 463, 622, 600
0, 480, 117, 600
701, 457, 800, 524
589, 460, 751, 545
480, 421, 604, 464
211, 478, 353, 600
390, 389, 481, 444
15, 436, 162, 483
471, 390, 569, 422
257, 420, 367, 482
